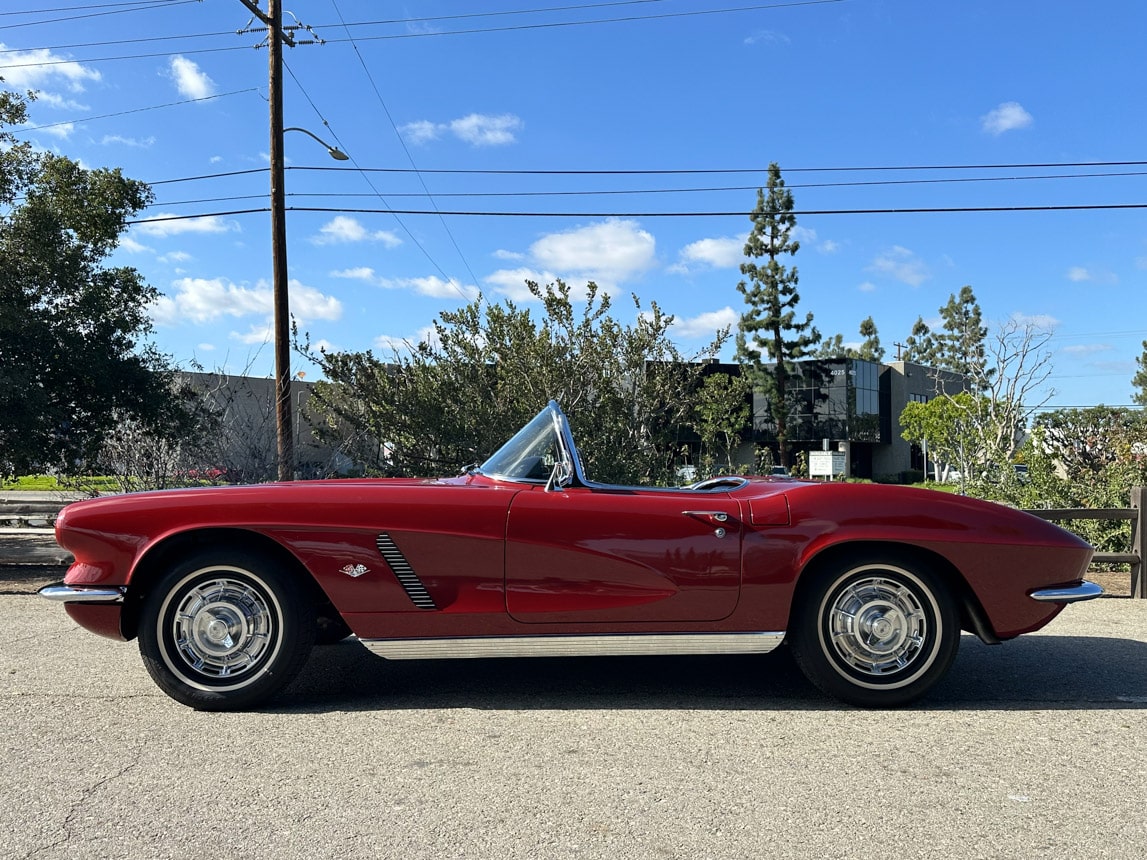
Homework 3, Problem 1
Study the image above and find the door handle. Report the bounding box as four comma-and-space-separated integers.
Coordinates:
682, 510, 729, 522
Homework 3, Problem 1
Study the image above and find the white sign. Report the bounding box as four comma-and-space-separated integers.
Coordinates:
809, 451, 846, 477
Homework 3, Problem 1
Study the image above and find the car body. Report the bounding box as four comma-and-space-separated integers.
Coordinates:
41, 401, 1101, 710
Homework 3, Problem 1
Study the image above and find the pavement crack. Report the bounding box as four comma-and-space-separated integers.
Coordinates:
21, 756, 141, 860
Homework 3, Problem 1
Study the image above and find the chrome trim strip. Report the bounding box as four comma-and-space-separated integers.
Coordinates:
38, 584, 126, 604
360, 631, 784, 660
1029, 581, 1104, 603
375, 533, 437, 609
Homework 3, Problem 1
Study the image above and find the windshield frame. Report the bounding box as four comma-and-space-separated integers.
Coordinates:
478, 402, 580, 486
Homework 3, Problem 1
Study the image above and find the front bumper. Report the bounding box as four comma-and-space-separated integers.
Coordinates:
1029, 580, 1104, 603
39, 583, 125, 603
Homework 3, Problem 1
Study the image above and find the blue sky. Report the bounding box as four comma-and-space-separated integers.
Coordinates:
3, 0, 1146, 410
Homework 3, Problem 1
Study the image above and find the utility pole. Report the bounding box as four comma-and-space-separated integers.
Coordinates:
267, 0, 292, 482
238, 0, 295, 481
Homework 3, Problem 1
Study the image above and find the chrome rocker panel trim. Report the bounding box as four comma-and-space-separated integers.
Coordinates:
1029, 581, 1104, 603
360, 631, 785, 660
38, 583, 126, 604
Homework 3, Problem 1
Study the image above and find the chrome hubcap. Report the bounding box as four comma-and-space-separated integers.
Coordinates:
171, 578, 273, 679
827, 576, 928, 676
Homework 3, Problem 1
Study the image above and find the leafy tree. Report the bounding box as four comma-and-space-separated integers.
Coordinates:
734, 163, 820, 467
304, 280, 726, 485
817, 316, 884, 361
688, 371, 751, 476
978, 406, 1147, 555
1132, 339, 1147, 406
857, 316, 884, 362
902, 286, 987, 381
0, 88, 188, 476
899, 393, 981, 492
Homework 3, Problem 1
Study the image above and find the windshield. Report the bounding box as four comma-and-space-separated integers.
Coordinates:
479, 406, 564, 481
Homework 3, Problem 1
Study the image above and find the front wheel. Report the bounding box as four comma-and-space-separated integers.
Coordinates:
138, 548, 315, 711
789, 557, 960, 707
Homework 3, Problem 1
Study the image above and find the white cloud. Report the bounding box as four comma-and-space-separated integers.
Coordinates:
819, 239, 840, 254
375, 325, 440, 354
485, 220, 655, 300
858, 281, 877, 292
1066, 266, 1092, 282
1009, 312, 1059, 330
118, 236, 151, 254
493, 249, 525, 261
196, 342, 216, 352
310, 216, 401, 247
331, 266, 478, 301
233, 321, 273, 345
401, 113, 523, 147
101, 134, 155, 148
151, 277, 340, 327
158, 250, 192, 264
672, 307, 739, 339
133, 214, 238, 237
168, 56, 216, 100
744, 30, 791, 46
451, 113, 522, 145
1061, 343, 1111, 356
670, 234, 746, 273
0, 43, 101, 91
400, 120, 441, 144
483, 267, 558, 302
31, 92, 88, 111
981, 101, 1033, 136
868, 246, 930, 286
529, 219, 656, 284
36, 122, 74, 139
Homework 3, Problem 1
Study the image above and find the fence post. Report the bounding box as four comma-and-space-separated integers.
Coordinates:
1133, 486, 1145, 599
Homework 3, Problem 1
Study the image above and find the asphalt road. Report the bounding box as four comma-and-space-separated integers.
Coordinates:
2, 587, 1145, 860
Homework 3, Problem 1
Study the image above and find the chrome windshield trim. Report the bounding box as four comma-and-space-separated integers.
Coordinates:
360, 631, 784, 660
1029, 581, 1104, 603
38, 584, 126, 604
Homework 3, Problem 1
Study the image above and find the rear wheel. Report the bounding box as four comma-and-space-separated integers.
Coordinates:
138, 548, 315, 711
790, 557, 959, 707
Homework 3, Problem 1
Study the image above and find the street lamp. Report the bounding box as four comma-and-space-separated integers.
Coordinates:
285, 127, 349, 161
269, 121, 348, 481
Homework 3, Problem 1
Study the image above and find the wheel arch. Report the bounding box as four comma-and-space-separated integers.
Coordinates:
792, 540, 1000, 645
121, 527, 333, 641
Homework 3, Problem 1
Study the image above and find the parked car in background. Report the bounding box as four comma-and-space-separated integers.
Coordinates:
41, 402, 1101, 711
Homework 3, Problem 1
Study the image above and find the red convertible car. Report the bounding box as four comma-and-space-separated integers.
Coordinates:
41, 401, 1101, 710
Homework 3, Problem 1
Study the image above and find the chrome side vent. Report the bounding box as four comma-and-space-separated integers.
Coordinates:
375, 533, 437, 610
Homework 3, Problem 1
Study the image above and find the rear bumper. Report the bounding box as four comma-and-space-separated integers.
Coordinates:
1029, 581, 1104, 603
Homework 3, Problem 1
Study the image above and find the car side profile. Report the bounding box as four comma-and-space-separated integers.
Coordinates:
41, 401, 1101, 710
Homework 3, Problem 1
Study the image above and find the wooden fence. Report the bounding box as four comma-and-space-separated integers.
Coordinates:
1024, 486, 1145, 599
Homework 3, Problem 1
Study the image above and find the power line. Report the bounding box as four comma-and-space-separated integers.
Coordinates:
0, 0, 844, 67
0, 0, 180, 16
148, 170, 1147, 204
0, 0, 196, 32
325, 0, 484, 304
11, 87, 260, 133
139, 159, 1147, 186
126, 201, 1147, 226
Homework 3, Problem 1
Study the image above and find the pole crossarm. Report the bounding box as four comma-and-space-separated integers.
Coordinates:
235, 0, 296, 47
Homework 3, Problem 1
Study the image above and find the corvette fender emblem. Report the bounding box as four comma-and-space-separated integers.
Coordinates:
340, 564, 369, 578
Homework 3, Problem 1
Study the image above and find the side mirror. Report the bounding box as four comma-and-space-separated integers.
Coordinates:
544, 459, 572, 493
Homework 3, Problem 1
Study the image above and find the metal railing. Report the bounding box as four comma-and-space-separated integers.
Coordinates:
1024, 486, 1145, 599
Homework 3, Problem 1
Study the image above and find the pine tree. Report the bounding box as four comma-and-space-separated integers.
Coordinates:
1132, 340, 1147, 406
734, 163, 819, 467
857, 316, 885, 362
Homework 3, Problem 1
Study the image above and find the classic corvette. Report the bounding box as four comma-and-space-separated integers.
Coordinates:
40, 401, 1102, 710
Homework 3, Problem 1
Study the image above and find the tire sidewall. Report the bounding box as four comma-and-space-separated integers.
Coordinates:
138, 549, 314, 710
793, 557, 959, 707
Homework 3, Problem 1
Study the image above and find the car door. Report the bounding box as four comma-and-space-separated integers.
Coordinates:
504, 485, 742, 623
